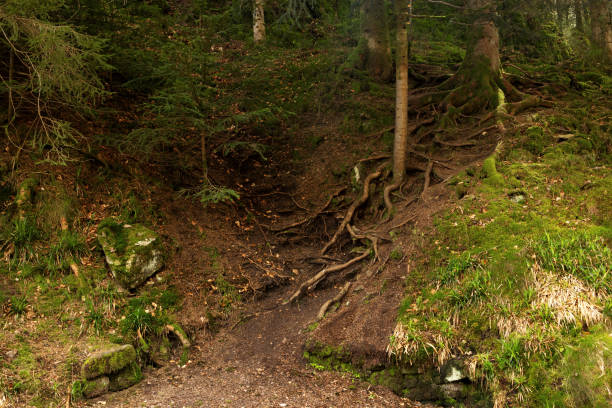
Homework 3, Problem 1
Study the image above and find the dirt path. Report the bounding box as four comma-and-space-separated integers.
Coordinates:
84, 284, 430, 408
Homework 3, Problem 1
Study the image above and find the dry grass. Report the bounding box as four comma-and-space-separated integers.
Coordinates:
530, 263, 606, 328
387, 321, 453, 366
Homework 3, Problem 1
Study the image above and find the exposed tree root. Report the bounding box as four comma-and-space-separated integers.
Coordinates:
266, 187, 346, 232
421, 160, 434, 198
383, 179, 401, 214
347, 224, 380, 261
316, 282, 351, 321
317, 282, 351, 321
321, 162, 387, 255
284, 251, 369, 304
165, 324, 191, 348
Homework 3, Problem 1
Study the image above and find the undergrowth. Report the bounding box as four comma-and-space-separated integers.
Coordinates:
390, 72, 611, 407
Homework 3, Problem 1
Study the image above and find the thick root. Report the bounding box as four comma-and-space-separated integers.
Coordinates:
284, 251, 369, 304
316, 282, 351, 321
321, 162, 387, 255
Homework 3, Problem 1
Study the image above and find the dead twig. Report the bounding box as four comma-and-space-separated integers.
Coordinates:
317, 282, 351, 321
284, 251, 369, 304
60, 216, 80, 278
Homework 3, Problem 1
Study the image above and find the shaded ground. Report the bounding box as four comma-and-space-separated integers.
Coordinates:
86, 282, 432, 408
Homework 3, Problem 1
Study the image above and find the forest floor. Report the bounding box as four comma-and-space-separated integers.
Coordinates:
1, 34, 610, 408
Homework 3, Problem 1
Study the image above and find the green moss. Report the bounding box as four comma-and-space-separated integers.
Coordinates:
108, 362, 142, 391
393, 103, 612, 405
81, 345, 136, 380
72, 376, 109, 399
481, 156, 504, 187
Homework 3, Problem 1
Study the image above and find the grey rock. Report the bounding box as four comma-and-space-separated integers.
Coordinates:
97, 220, 165, 290
439, 382, 467, 400
81, 376, 110, 399
440, 358, 469, 383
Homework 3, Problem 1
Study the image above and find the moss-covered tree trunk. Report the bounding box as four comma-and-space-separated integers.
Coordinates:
409, 0, 542, 120
253, 0, 266, 44
435, 0, 505, 117
358, 0, 393, 82
588, 0, 612, 59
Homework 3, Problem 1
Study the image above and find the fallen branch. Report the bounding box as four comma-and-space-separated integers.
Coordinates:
321, 163, 387, 255
60, 216, 80, 278
317, 282, 351, 321
284, 251, 369, 304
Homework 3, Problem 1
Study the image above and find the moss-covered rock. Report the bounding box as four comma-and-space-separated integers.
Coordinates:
97, 219, 165, 289
74, 376, 110, 399
109, 362, 142, 391
81, 344, 136, 380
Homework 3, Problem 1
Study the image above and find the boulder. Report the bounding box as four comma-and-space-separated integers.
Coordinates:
97, 219, 164, 290
109, 362, 142, 391
440, 358, 469, 383
79, 376, 110, 399
81, 344, 136, 380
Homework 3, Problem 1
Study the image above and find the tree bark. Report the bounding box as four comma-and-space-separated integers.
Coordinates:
359, 0, 393, 82
574, 0, 583, 32
589, 0, 612, 60
253, 0, 266, 44
392, 0, 411, 185
441, 0, 502, 115
383, 0, 411, 213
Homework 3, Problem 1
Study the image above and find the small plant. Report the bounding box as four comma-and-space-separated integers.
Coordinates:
10, 218, 40, 261
85, 301, 107, 334
533, 231, 611, 293
214, 274, 242, 311
49, 231, 87, 262
183, 184, 240, 207
389, 247, 403, 261
438, 253, 476, 285
497, 335, 524, 371
159, 287, 181, 309
120, 301, 166, 338
9, 296, 28, 315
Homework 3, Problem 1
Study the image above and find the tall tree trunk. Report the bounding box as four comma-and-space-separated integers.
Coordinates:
359, 0, 393, 82
253, 0, 266, 44
574, 0, 583, 32
442, 0, 502, 115
384, 0, 411, 212
556, 0, 565, 30
392, 0, 411, 186
589, 0, 612, 60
